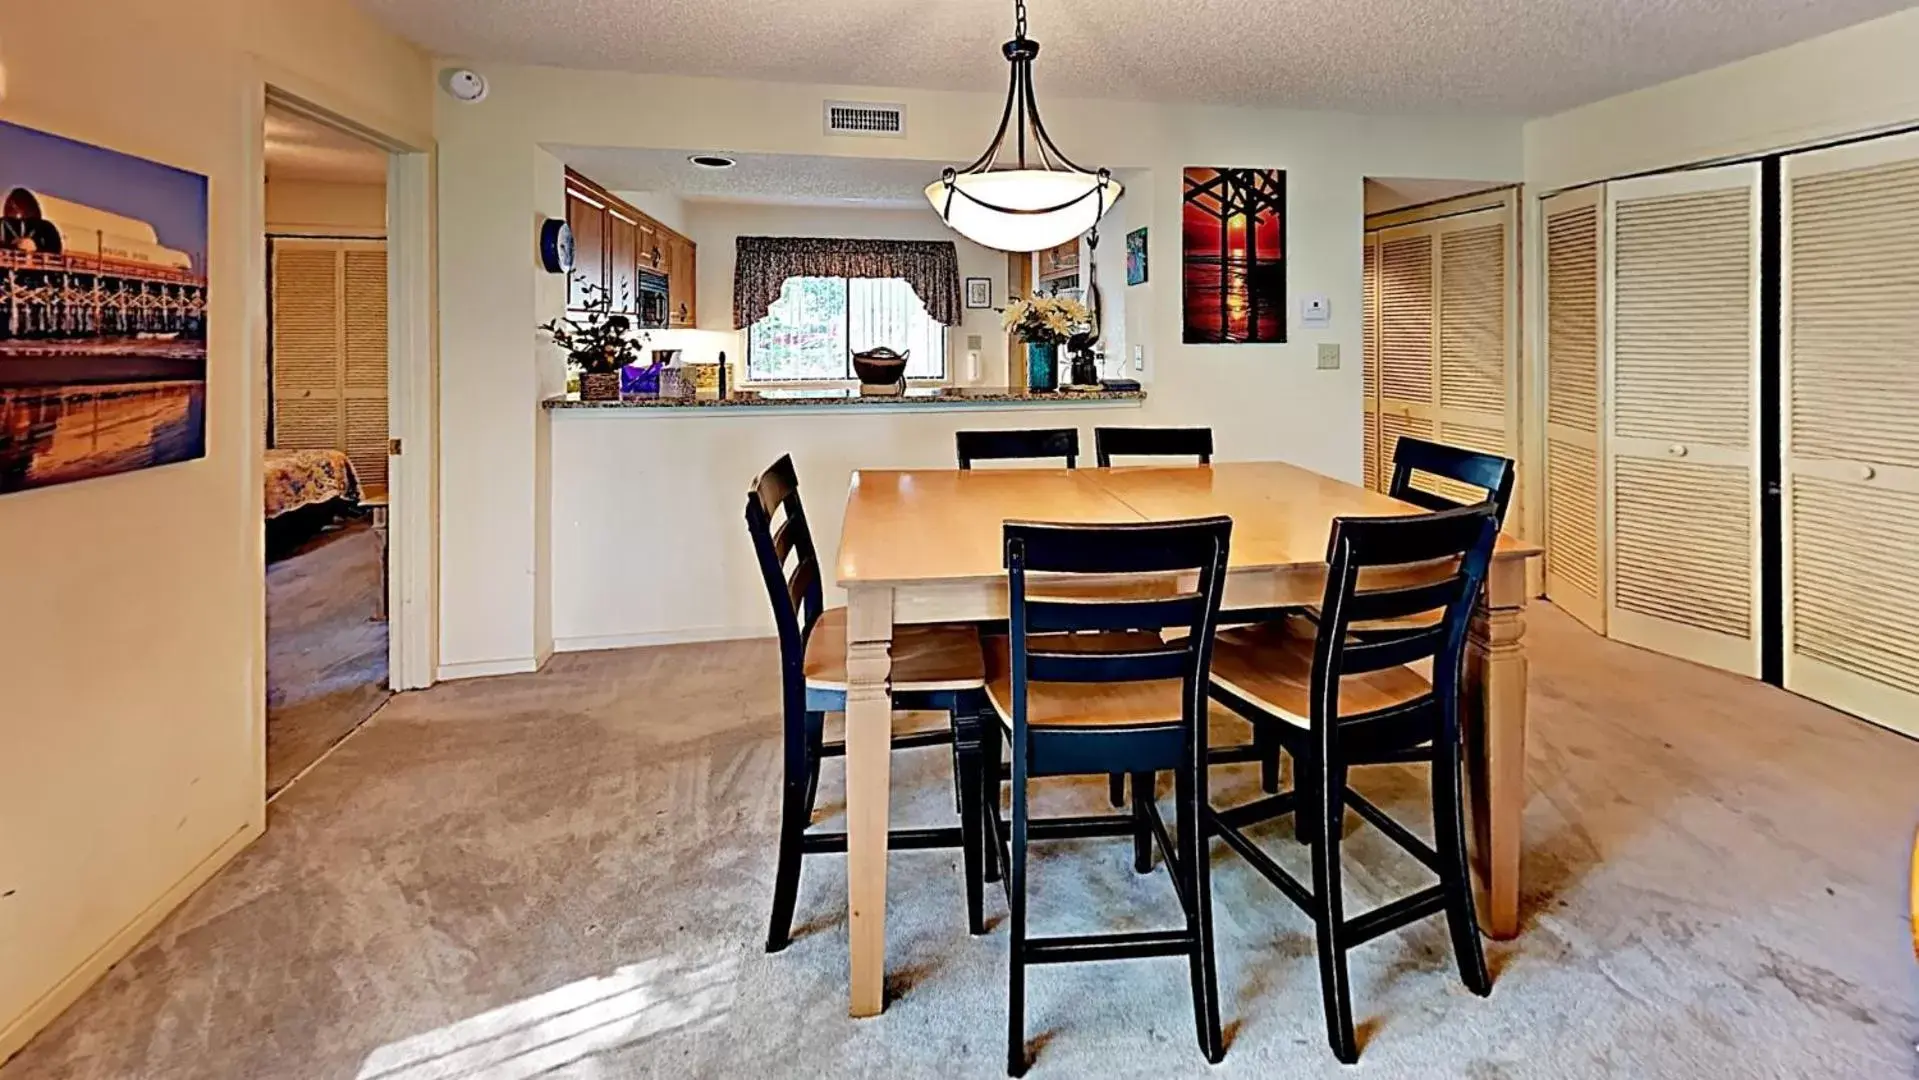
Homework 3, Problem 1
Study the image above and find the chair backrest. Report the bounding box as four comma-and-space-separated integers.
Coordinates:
1003, 517, 1233, 748
1309, 503, 1501, 748
1388, 437, 1516, 526
744, 454, 825, 713
956, 428, 1079, 470
1093, 426, 1214, 467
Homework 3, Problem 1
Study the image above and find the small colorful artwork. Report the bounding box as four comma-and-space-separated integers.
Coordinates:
1181, 168, 1285, 344
0, 119, 209, 494
1125, 227, 1148, 286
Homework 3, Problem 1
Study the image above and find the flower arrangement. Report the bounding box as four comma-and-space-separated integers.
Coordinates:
1001, 294, 1091, 345
539, 281, 648, 376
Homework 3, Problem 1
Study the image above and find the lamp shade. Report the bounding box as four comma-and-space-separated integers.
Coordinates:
926, 169, 1122, 253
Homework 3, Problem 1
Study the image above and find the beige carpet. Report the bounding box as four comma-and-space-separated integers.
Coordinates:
6, 605, 1916, 1078
266, 519, 389, 796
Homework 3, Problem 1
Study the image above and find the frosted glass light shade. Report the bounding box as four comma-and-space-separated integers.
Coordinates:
926, 169, 1122, 253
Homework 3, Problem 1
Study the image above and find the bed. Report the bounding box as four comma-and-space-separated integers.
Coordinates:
265, 448, 362, 519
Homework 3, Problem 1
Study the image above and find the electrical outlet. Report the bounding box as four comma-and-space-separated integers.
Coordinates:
1317, 343, 1341, 370
1132, 344, 1145, 372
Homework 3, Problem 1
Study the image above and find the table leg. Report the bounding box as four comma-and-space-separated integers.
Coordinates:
843, 585, 894, 1016
1465, 557, 1529, 939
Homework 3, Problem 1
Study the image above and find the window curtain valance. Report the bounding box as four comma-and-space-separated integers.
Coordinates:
733, 236, 963, 328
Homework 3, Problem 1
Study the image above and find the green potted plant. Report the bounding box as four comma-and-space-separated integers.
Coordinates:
541, 281, 648, 401
1001, 294, 1090, 392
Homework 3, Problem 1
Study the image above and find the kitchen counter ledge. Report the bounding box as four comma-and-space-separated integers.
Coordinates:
543, 386, 1146, 412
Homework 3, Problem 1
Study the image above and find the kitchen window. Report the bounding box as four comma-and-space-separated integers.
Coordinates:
746, 276, 947, 382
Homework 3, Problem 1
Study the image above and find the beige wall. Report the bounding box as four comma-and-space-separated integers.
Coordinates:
435, 63, 1523, 674
265, 178, 387, 236
0, 0, 431, 1061
1524, 7, 1919, 190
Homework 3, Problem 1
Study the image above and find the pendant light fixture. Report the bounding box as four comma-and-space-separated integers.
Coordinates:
926, 0, 1121, 253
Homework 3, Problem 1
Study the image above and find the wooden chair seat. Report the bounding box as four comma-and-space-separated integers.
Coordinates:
803, 607, 987, 694
1209, 619, 1431, 729
984, 632, 1185, 728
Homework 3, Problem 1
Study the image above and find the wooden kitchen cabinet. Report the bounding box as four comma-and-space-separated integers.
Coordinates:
668, 235, 697, 327
606, 210, 638, 312
565, 187, 607, 309
564, 168, 698, 326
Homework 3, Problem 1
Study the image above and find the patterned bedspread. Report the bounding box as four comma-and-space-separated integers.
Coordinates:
265, 448, 361, 519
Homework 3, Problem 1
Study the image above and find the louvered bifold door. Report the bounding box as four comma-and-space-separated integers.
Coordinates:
1781, 132, 1919, 738
1431, 204, 1519, 511
270, 238, 389, 486
1362, 233, 1381, 490
1542, 187, 1607, 633
1375, 225, 1436, 488
1604, 164, 1762, 677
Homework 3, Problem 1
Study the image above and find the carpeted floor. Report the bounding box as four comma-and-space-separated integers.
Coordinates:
266, 518, 389, 796
5, 605, 1916, 1079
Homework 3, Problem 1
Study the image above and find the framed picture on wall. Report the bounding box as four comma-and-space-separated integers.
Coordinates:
0, 119, 209, 495
1182, 167, 1286, 343
1125, 227, 1148, 285
965, 276, 993, 309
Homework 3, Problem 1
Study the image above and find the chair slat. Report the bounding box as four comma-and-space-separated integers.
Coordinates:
1339, 625, 1448, 675
1343, 576, 1465, 623
1094, 426, 1213, 467
1027, 595, 1201, 633
1027, 645, 1190, 684
957, 428, 1079, 469
787, 552, 819, 617
1007, 517, 1233, 576
1387, 437, 1516, 525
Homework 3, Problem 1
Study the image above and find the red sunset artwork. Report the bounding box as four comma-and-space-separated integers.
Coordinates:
1182, 168, 1287, 344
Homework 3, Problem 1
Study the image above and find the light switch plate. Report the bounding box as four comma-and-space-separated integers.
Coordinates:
1132, 344, 1145, 372
1317, 343, 1341, 370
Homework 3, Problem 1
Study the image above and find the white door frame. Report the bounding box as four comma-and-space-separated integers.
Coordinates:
263, 88, 436, 691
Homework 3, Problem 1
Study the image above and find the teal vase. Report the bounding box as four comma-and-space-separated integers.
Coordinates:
1027, 342, 1059, 392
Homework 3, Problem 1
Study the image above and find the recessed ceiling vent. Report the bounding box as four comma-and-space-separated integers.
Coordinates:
825, 101, 906, 138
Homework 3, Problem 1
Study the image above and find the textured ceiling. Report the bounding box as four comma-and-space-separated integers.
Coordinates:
356, 0, 1910, 114
265, 106, 388, 185
558, 147, 939, 208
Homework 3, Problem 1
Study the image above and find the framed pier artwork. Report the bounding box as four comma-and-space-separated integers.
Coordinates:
1181, 167, 1285, 344
0, 119, 209, 495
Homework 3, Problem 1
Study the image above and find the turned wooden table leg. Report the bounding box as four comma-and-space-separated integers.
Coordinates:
843, 585, 895, 1017
1465, 556, 1530, 940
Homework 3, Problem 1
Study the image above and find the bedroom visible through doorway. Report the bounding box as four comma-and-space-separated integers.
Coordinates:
262, 103, 392, 797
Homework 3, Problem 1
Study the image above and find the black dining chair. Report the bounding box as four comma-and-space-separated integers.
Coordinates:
956, 428, 1079, 470
984, 516, 1233, 1076
1388, 436, 1516, 524
744, 454, 995, 951
1093, 426, 1214, 467
1205, 503, 1501, 1063
1087, 425, 1215, 808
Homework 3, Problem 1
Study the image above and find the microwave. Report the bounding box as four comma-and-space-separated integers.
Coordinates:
636, 269, 670, 329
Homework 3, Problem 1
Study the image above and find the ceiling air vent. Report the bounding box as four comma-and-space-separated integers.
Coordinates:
825, 101, 906, 138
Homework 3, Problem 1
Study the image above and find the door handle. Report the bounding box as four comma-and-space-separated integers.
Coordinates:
1859, 464, 1877, 481
1667, 443, 1688, 458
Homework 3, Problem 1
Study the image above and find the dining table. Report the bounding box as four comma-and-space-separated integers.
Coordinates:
833, 460, 1543, 1017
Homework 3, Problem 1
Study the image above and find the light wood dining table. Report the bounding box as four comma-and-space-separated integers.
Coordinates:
833, 460, 1542, 1017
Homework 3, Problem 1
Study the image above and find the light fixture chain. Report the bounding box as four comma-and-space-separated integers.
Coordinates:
1014, 0, 1028, 38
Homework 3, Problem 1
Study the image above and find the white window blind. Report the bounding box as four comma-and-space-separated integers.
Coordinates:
747, 276, 946, 381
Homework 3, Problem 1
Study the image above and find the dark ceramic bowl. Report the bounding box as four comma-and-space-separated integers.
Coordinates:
852, 348, 909, 385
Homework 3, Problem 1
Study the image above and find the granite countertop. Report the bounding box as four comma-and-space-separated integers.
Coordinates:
543, 386, 1147, 410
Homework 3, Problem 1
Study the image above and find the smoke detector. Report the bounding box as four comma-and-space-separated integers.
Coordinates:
441, 68, 489, 103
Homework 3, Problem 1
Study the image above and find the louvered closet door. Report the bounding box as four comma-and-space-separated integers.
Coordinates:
1375, 225, 1436, 487
271, 238, 390, 486
1362, 233, 1381, 490
1782, 132, 1919, 737
1430, 206, 1518, 510
1542, 187, 1607, 633
1605, 165, 1762, 676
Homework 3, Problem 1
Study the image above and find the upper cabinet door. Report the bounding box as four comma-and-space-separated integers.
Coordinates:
1781, 130, 1919, 738
607, 211, 638, 313
668, 236, 697, 327
1604, 163, 1762, 677
638, 218, 663, 271
566, 189, 607, 310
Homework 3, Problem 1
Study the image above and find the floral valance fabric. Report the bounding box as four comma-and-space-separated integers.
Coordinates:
733, 236, 963, 328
